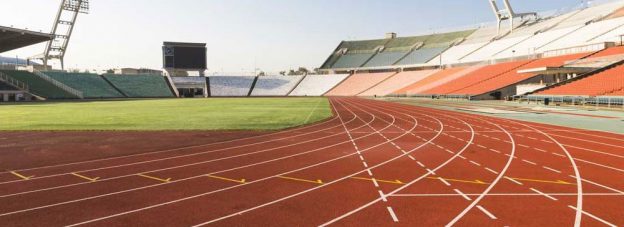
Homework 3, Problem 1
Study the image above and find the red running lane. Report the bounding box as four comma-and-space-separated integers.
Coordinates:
0, 97, 622, 227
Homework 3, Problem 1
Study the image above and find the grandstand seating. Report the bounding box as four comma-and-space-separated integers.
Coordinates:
430, 24, 505, 65
321, 39, 390, 69
494, 25, 582, 59
394, 66, 482, 95
358, 69, 438, 96
0, 81, 17, 91
397, 47, 448, 65
332, 53, 375, 68
103, 74, 174, 98
538, 63, 624, 96
397, 30, 476, 66
422, 60, 531, 95
289, 74, 350, 96
549, 1, 624, 30
452, 52, 591, 96
364, 52, 409, 67
45, 72, 124, 98
251, 75, 304, 96
0, 70, 78, 99
461, 36, 529, 62
324, 72, 396, 96
540, 17, 624, 52
209, 76, 256, 97
588, 45, 624, 58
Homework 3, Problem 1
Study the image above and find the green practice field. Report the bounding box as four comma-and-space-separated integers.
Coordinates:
0, 98, 332, 131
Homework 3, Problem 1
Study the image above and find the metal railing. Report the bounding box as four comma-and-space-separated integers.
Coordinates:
521, 95, 624, 109
0, 71, 29, 91
31, 69, 84, 99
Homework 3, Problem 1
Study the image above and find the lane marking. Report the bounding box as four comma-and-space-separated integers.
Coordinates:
522, 159, 537, 165
530, 188, 558, 201
391, 193, 623, 197
469, 161, 482, 166
351, 177, 404, 185
505, 177, 523, 185
379, 190, 387, 202
543, 166, 562, 174
454, 189, 471, 201
387, 207, 399, 222
9, 171, 34, 180
428, 177, 488, 185
568, 206, 616, 227
206, 175, 246, 184
477, 205, 497, 220
485, 168, 499, 175
510, 177, 573, 185
137, 174, 171, 183
70, 173, 100, 182
277, 176, 323, 185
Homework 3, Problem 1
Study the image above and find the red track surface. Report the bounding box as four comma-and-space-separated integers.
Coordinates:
1, 97, 623, 226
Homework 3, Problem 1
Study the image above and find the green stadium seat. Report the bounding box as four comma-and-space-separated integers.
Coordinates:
0, 70, 78, 99
45, 72, 124, 98
103, 74, 174, 98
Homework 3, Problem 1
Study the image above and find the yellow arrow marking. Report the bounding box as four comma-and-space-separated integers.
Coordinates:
351, 177, 404, 185
206, 175, 246, 184
137, 174, 171, 183
428, 177, 489, 185
278, 176, 323, 185
510, 177, 574, 185
10, 171, 34, 180
71, 173, 100, 182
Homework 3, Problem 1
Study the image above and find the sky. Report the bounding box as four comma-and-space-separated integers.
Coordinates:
0, 0, 586, 75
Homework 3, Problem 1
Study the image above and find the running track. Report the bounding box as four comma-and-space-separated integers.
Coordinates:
1, 97, 623, 226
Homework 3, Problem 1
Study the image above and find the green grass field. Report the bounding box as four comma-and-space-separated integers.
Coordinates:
0, 98, 332, 131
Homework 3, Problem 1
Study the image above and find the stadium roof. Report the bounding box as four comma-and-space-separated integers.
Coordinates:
0, 25, 53, 53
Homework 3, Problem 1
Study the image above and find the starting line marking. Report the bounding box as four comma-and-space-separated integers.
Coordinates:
9, 171, 34, 180
137, 174, 171, 183
71, 173, 100, 182
206, 175, 246, 184
277, 176, 323, 185
428, 177, 488, 185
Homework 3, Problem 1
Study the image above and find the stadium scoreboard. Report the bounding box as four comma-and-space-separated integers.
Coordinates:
162, 42, 207, 70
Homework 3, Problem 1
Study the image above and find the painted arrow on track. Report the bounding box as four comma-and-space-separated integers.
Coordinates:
71, 172, 100, 182
351, 177, 405, 185
137, 173, 171, 183
428, 177, 489, 185
9, 171, 34, 180
278, 176, 323, 185
509, 177, 574, 185
206, 175, 246, 184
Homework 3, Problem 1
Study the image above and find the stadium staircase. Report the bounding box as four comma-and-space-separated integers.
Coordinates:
44, 72, 125, 99
0, 71, 29, 92
285, 75, 307, 96
206, 77, 211, 97
33, 70, 84, 99
0, 70, 82, 99
247, 76, 259, 97
100, 75, 129, 97
163, 74, 180, 98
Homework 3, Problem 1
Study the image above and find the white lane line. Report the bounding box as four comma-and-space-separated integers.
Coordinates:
534, 148, 547, 153
530, 188, 558, 201
568, 206, 616, 227
504, 177, 523, 185
426, 169, 436, 175
518, 144, 530, 148
522, 159, 537, 165
543, 166, 562, 174
454, 189, 471, 201
362, 162, 369, 168
552, 153, 566, 158
457, 155, 467, 160
391, 193, 623, 197
367, 169, 373, 176
477, 144, 487, 149
408, 155, 416, 161
489, 148, 501, 154
379, 190, 387, 202
387, 207, 399, 222
477, 205, 497, 220
416, 161, 426, 168
469, 161, 482, 167
438, 178, 451, 186
485, 168, 499, 175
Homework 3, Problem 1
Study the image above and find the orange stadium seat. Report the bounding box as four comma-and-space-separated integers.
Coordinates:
324, 72, 396, 96
539, 63, 624, 96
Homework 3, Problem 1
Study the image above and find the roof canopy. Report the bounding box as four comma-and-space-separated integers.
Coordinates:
0, 26, 53, 53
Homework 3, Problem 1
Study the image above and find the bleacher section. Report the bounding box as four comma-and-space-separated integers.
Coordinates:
103, 74, 174, 98
396, 30, 476, 66
208, 76, 256, 97
540, 17, 624, 52
45, 72, 124, 98
322, 39, 389, 69
432, 24, 504, 64
394, 66, 483, 95
324, 72, 396, 96
538, 63, 624, 96
289, 74, 350, 96
0, 81, 17, 91
251, 76, 304, 96
359, 70, 438, 96
0, 70, 78, 99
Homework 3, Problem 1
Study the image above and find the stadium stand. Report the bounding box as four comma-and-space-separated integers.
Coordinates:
432, 24, 507, 64
321, 39, 389, 69
363, 35, 430, 67
324, 72, 396, 96
0, 70, 78, 99
540, 17, 624, 52
0, 81, 17, 91
208, 76, 256, 97
288, 74, 350, 96
548, 1, 624, 30
250, 75, 304, 96
358, 69, 438, 96
422, 60, 531, 95
103, 74, 174, 98
395, 30, 476, 66
537, 62, 624, 96
394, 65, 484, 95
45, 72, 124, 98
453, 52, 591, 98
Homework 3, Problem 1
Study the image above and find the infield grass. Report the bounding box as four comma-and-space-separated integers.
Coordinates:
0, 98, 332, 131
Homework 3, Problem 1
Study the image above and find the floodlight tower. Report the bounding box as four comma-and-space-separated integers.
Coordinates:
489, 0, 536, 34
35, 0, 89, 70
